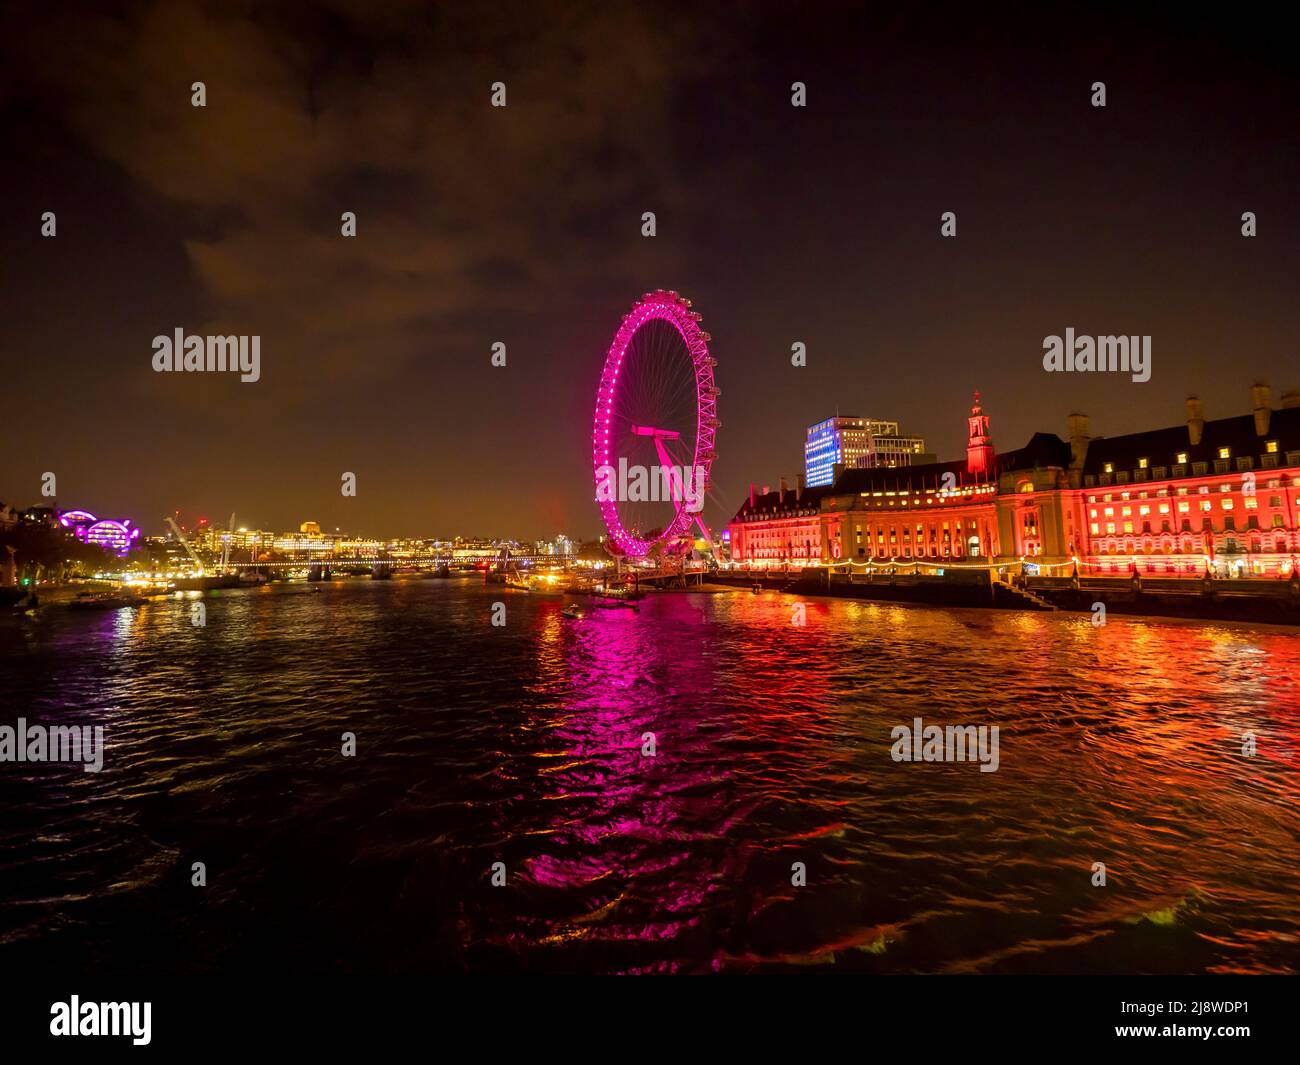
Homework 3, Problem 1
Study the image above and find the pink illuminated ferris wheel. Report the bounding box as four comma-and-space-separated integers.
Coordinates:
592, 290, 719, 559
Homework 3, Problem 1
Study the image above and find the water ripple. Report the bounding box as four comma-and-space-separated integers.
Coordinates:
1, 578, 1297, 974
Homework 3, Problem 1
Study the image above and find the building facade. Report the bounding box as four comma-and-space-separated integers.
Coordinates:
728, 481, 831, 563
732, 386, 1300, 578
804, 416, 930, 487
1069, 386, 1300, 577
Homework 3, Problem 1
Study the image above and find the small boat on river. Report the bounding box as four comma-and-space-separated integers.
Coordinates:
68, 591, 148, 611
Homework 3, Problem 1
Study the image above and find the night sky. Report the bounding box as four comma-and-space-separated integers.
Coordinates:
2, 2, 1297, 540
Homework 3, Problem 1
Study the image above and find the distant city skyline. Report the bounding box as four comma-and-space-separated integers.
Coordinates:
0, 501, 585, 548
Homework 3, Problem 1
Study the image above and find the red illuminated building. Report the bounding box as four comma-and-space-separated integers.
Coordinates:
729, 385, 1300, 579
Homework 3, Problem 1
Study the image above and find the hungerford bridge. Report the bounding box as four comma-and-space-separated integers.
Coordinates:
216, 547, 563, 573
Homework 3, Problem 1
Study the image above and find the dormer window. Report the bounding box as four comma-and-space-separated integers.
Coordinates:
1218, 446, 1231, 459
1175, 452, 1188, 464
1266, 441, 1279, 453
1138, 457, 1149, 469
1103, 462, 1114, 474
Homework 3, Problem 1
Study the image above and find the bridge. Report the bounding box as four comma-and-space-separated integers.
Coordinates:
217, 552, 565, 570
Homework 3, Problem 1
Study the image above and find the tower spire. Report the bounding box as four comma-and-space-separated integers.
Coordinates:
966, 390, 994, 475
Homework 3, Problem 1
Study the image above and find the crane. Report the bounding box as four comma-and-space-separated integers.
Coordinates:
219, 512, 235, 572
165, 516, 205, 575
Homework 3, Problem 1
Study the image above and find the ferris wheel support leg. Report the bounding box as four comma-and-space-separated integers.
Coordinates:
652, 434, 711, 548
652, 435, 678, 480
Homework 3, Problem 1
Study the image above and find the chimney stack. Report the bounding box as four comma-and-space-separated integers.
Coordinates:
1066, 412, 1090, 470
749, 482, 755, 508
797, 473, 806, 496
761, 484, 770, 496
1251, 382, 1272, 436
1186, 395, 1205, 446
778, 475, 788, 498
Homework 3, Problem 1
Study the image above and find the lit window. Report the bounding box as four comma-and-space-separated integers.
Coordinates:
1138, 457, 1149, 469
1103, 463, 1114, 473
1176, 452, 1188, 464
1266, 441, 1279, 453
1218, 447, 1231, 459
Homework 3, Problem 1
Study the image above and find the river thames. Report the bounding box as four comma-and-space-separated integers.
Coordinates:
2, 578, 1297, 975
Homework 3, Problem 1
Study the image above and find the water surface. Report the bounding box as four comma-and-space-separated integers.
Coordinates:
1, 578, 1297, 974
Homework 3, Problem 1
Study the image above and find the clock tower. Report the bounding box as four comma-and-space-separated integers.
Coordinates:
966, 391, 994, 474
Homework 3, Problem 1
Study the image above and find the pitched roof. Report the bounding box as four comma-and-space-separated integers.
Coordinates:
729, 433, 1071, 521
730, 484, 833, 522
992, 432, 1072, 474
825, 432, 1069, 496
1082, 406, 1300, 474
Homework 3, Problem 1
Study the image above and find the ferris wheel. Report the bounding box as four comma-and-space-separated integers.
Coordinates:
592, 290, 719, 558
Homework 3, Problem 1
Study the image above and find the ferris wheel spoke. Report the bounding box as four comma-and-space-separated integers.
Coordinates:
593, 290, 716, 557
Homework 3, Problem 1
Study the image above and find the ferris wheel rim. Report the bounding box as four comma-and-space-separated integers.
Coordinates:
592, 290, 717, 558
